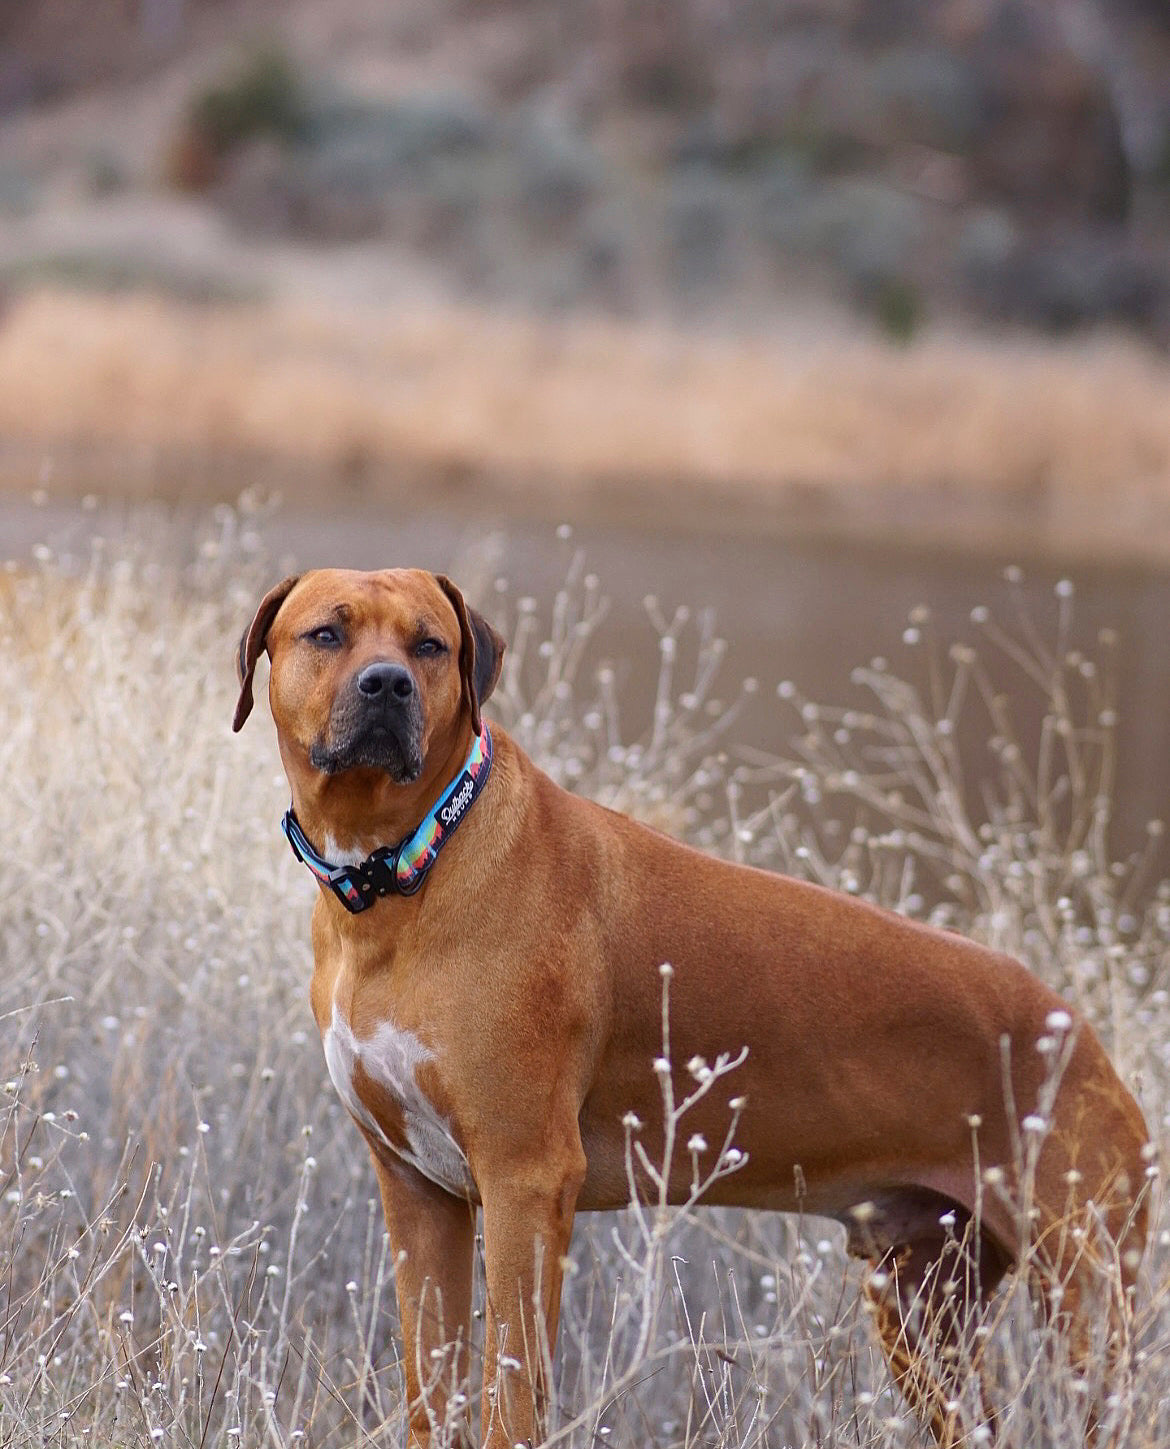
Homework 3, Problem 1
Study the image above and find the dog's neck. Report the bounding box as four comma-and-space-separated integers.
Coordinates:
283, 717, 478, 863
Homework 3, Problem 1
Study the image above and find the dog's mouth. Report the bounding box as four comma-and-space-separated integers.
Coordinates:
309, 705, 425, 784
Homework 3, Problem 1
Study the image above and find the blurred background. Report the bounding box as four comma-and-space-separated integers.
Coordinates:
3, 0, 1170, 844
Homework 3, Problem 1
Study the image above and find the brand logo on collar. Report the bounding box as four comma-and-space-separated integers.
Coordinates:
439, 775, 475, 827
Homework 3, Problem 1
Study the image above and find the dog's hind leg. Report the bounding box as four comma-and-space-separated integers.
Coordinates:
862, 1217, 1010, 1447
1022, 1090, 1150, 1448
1025, 1188, 1147, 1448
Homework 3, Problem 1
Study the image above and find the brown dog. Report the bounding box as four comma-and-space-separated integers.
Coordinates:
234, 567, 1149, 1448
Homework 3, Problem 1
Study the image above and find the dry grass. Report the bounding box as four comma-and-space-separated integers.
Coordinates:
2, 509, 1170, 1446
3, 291, 1170, 556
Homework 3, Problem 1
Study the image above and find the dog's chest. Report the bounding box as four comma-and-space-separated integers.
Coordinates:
322, 1004, 473, 1196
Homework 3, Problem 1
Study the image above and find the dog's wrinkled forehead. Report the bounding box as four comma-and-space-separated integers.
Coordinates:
234, 563, 502, 735
275, 568, 457, 650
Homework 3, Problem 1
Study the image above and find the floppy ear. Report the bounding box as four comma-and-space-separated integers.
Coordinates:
435, 575, 505, 735
232, 574, 301, 732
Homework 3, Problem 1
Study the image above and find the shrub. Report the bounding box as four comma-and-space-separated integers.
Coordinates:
189, 49, 308, 159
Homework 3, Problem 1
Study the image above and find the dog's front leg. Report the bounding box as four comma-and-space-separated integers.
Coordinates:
368, 1147, 476, 1447
478, 1150, 586, 1449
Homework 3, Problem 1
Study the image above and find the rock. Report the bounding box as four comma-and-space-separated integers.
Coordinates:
761, 175, 924, 292
962, 226, 1164, 331
867, 45, 984, 152
216, 93, 495, 244
667, 168, 740, 292
956, 206, 1021, 286
511, 111, 602, 237
961, 3, 1131, 222
304, 93, 494, 178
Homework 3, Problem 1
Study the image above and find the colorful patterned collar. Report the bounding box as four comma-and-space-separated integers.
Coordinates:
281, 724, 493, 913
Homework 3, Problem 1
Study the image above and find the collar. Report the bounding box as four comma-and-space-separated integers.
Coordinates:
281, 723, 493, 913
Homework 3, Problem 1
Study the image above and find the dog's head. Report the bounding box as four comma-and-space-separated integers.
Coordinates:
233, 569, 504, 785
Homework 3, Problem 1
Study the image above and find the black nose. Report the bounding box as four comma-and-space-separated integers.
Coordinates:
356, 662, 415, 701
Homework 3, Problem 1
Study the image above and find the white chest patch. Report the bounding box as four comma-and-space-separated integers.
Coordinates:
321, 834, 369, 868
322, 1004, 473, 1197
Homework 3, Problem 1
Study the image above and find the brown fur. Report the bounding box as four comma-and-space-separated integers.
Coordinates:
235, 567, 1149, 1448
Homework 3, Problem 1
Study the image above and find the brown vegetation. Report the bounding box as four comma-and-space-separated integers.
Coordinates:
1, 523, 1167, 1445
3, 289, 1170, 558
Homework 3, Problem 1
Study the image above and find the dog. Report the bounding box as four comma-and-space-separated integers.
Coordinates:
234, 567, 1149, 1448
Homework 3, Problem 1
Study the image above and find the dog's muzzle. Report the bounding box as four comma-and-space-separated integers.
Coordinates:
309, 662, 425, 781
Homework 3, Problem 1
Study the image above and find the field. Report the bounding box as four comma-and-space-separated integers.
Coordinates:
3, 511, 1170, 1447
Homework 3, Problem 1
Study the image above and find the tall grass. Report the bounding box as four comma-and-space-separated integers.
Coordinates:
1, 508, 1167, 1446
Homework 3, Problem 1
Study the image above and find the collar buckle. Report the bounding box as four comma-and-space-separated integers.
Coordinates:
325, 850, 399, 912
325, 864, 370, 913
362, 847, 400, 898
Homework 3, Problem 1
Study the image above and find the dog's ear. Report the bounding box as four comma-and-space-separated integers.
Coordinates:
232, 574, 301, 732
435, 574, 505, 734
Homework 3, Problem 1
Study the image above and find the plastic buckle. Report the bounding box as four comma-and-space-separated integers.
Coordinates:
327, 866, 369, 913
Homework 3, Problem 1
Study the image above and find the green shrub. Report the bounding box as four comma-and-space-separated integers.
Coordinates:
188, 48, 307, 158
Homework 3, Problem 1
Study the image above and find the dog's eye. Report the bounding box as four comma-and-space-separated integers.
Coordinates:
307, 625, 341, 647
415, 638, 445, 657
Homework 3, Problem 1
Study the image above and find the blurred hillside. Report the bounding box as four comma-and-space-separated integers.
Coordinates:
3, 0, 1170, 336
3, 0, 1170, 561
